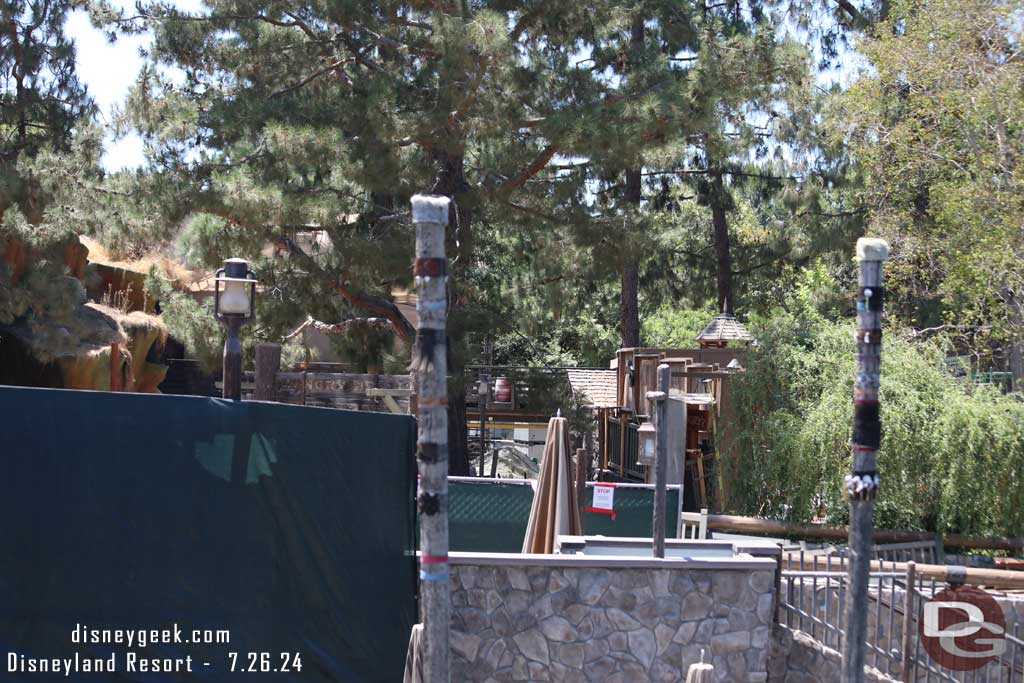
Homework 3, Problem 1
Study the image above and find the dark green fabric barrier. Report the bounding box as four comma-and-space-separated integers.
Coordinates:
0, 386, 416, 683
448, 479, 679, 553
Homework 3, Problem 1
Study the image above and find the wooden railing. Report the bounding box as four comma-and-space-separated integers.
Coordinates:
606, 419, 643, 480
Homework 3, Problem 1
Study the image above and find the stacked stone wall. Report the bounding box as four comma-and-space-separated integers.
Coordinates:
449, 559, 776, 682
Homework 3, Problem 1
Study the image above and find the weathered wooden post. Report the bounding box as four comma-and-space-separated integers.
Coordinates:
110, 343, 121, 392
685, 650, 713, 682
575, 447, 587, 534
900, 561, 917, 682
842, 237, 889, 683
477, 372, 489, 476
649, 363, 670, 558
412, 195, 451, 683
254, 343, 281, 401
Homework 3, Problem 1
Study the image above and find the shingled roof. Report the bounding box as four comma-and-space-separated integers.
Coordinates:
695, 313, 754, 343
566, 369, 618, 409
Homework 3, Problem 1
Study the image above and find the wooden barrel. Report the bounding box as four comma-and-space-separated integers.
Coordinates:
493, 377, 512, 403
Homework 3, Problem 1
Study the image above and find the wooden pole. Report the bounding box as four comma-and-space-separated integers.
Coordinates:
900, 561, 917, 682
109, 343, 121, 392
254, 343, 282, 401
412, 194, 451, 683
478, 372, 488, 476
489, 438, 500, 478
842, 237, 888, 683
685, 662, 714, 683
649, 363, 670, 558
222, 318, 243, 400
575, 447, 587, 534
686, 650, 713, 683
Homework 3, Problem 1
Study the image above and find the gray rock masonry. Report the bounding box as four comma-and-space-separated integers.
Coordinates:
449, 563, 775, 682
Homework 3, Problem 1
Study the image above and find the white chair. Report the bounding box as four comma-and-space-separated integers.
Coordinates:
679, 508, 708, 539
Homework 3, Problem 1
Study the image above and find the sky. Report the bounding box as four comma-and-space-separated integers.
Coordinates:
64, 0, 202, 171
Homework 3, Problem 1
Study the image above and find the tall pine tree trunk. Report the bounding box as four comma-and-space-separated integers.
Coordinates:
709, 169, 734, 314
618, 15, 645, 349
620, 167, 642, 347
432, 147, 473, 476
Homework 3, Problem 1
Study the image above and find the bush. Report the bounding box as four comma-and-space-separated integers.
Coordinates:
725, 311, 1024, 537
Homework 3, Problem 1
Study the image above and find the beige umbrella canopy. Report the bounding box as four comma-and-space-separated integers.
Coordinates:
521, 416, 582, 554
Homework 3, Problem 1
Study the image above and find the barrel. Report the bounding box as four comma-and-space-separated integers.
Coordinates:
493, 377, 512, 403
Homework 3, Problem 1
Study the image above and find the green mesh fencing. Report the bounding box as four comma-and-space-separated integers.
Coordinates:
448, 478, 679, 553
0, 386, 416, 683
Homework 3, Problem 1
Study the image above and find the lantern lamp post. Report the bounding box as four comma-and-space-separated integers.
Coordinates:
214, 258, 257, 400
638, 420, 657, 468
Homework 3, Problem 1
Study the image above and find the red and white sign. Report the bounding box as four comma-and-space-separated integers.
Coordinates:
587, 483, 616, 520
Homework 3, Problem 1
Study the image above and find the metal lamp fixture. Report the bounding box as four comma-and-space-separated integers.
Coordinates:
637, 419, 657, 467
214, 258, 258, 400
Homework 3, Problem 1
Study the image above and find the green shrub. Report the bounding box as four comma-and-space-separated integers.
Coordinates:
726, 312, 1024, 537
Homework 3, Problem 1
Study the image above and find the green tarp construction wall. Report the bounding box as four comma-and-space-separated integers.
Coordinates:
0, 386, 416, 682
448, 477, 680, 553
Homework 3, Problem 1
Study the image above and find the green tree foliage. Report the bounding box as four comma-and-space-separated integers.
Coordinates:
97, 0, 845, 468
0, 0, 106, 332
1, 0, 94, 219
726, 272, 1024, 536
641, 302, 716, 348
836, 0, 1024, 384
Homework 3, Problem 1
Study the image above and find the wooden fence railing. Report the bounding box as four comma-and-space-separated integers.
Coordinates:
223, 370, 414, 413
707, 513, 1024, 554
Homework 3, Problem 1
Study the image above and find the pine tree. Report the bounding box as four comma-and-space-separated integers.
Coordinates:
0, 0, 105, 334
105, 0, 632, 472
1, 0, 94, 220
102, 0, 853, 468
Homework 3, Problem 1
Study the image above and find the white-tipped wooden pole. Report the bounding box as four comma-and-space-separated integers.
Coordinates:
412, 194, 451, 683
685, 650, 714, 682
842, 237, 889, 683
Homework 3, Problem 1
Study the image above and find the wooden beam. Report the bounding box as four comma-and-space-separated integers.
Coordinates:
781, 554, 1024, 591
707, 513, 1024, 552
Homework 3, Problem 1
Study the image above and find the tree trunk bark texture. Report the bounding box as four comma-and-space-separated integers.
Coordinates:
709, 170, 734, 314
620, 166, 642, 348
432, 146, 473, 476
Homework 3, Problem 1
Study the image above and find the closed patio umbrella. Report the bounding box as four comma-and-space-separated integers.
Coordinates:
521, 416, 582, 554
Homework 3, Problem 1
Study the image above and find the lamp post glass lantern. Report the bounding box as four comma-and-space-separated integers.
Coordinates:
214, 258, 257, 400
638, 420, 656, 467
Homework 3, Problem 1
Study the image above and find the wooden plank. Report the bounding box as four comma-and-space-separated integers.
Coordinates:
366, 388, 416, 398
708, 513, 1024, 552
781, 554, 1024, 591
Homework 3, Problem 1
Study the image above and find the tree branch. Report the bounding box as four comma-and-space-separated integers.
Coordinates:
284, 315, 392, 341
493, 144, 559, 195
273, 236, 415, 342
833, 0, 867, 27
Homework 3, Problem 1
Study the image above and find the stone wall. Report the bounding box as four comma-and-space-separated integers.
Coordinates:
448, 554, 777, 682
767, 625, 899, 683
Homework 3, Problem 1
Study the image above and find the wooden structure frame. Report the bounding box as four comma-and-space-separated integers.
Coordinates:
603, 347, 746, 510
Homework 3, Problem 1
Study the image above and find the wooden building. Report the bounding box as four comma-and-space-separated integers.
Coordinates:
598, 312, 755, 510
